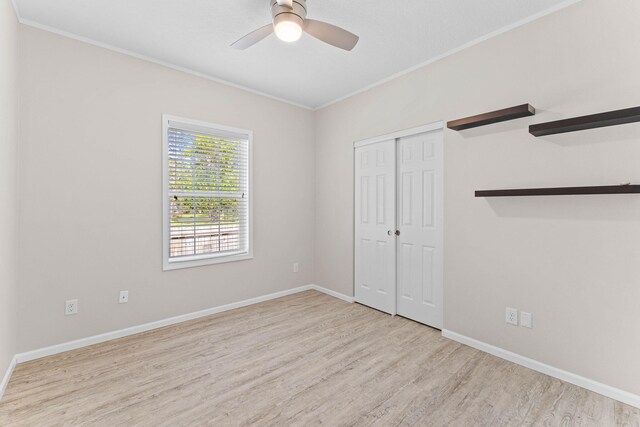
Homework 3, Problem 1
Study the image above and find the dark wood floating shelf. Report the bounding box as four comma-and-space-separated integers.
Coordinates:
447, 104, 535, 131
529, 106, 640, 137
475, 184, 640, 197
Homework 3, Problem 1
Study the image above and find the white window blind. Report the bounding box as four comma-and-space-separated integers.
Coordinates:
163, 116, 251, 269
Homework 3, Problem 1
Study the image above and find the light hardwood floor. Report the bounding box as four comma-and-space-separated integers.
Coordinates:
1, 290, 638, 426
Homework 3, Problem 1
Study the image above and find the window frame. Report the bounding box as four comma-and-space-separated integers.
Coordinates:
162, 114, 253, 271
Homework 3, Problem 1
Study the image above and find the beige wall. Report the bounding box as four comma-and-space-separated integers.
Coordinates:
314, 0, 640, 395
9, 0, 640, 399
18, 26, 316, 352
0, 0, 19, 378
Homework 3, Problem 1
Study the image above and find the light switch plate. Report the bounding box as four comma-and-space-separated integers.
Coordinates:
520, 311, 532, 328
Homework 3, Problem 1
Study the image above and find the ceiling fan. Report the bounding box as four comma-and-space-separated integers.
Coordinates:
231, 0, 359, 51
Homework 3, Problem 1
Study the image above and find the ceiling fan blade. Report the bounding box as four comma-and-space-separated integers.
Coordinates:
276, 0, 293, 10
231, 24, 274, 50
304, 19, 359, 51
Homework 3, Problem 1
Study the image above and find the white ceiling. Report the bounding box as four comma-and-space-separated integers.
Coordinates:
14, 0, 577, 108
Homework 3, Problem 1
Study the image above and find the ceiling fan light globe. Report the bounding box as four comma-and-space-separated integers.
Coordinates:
274, 15, 303, 42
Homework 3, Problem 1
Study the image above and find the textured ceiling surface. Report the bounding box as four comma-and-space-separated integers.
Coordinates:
15, 0, 577, 108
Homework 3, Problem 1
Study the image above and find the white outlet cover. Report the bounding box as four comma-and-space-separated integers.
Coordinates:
293, 263, 299, 273
119, 290, 129, 304
65, 299, 78, 315
520, 311, 533, 328
505, 307, 518, 326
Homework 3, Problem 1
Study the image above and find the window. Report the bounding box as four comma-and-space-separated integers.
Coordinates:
162, 115, 252, 270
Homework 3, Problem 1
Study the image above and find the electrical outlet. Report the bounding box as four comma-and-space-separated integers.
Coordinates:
65, 299, 78, 316
119, 290, 129, 304
520, 311, 532, 328
293, 263, 299, 273
505, 307, 518, 326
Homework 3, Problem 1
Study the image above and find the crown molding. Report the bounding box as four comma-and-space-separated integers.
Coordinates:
15, 15, 314, 111
10, 0, 582, 111
315, 0, 583, 110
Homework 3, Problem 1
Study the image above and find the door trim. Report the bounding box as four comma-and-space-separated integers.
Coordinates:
353, 122, 444, 148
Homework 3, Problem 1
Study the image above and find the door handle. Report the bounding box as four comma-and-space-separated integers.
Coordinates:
387, 230, 393, 236
388, 230, 401, 236
395, 230, 400, 236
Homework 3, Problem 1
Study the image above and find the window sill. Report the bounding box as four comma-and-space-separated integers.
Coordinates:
163, 251, 253, 271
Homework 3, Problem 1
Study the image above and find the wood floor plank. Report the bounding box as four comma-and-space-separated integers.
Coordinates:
0, 291, 638, 426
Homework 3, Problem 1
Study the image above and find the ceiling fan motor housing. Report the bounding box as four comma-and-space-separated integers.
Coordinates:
271, 0, 307, 29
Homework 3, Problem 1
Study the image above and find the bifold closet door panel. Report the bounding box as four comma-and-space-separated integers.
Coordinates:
354, 140, 397, 314
396, 130, 444, 329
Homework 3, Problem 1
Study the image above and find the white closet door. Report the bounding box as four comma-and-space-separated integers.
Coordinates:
396, 130, 443, 328
354, 139, 396, 314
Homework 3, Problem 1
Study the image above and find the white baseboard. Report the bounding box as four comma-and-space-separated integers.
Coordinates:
310, 284, 354, 303
0, 355, 17, 402
15, 284, 351, 364
6, 291, 637, 411
442, 329, 640, 409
